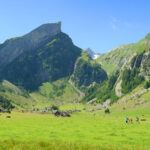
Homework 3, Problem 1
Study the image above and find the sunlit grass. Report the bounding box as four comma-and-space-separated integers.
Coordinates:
0, 107, 150, 150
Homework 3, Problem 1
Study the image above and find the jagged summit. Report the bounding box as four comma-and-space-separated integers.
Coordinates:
86, 48, 94, 56
0, 22, 62, 70
28, 22, 61, 38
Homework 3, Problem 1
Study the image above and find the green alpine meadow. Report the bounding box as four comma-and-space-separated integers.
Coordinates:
0, 1, 150, 150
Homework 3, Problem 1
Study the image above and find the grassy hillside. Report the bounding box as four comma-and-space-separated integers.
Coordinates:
0, 79, 82, 110
0, 80, 35, 110
0, 80, 52, 110
38, 78, 81, 102
109, 83, 150, 127
97, 37, 148, 75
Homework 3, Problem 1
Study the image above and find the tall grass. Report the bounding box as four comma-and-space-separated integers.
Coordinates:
0, 140, 145, 150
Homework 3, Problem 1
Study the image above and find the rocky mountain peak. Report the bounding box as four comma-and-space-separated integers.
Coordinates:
27, 22, 61, 40
86, 48, 94, 56
0, 22, 62, 70
86, 48, 101, 59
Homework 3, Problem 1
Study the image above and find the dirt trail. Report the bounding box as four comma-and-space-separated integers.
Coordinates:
69, 80, 85, 97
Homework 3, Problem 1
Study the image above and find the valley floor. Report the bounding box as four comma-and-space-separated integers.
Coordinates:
0, 106, 150, 150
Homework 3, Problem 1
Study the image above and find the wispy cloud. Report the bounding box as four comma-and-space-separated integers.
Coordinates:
109, 16, 118, 30
123, 22, 134, 28
109, 16, 133, 31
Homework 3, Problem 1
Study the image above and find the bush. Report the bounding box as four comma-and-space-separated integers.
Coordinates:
104, 108, 110, 114
50, 105, 59, 110
144, 80, 150, 89
0, 96, 14, 110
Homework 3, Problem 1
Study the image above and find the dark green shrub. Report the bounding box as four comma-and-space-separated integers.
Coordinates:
105, 108, 110, 114
51, 105, 59, 110
144, 80, 150, 89
0, 96, 14, 110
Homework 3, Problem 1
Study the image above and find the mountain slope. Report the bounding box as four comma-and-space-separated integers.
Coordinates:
96, 35, 149, 74
38, 78, 81, 102
0, 22, 61, 71
0, 80, 35, 109
71, 51, 107, 91
0, 24, 82, 91
82, 33, 150, 104
0, 79, 81, 110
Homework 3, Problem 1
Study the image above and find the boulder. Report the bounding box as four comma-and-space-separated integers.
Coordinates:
54, 110, 71, 117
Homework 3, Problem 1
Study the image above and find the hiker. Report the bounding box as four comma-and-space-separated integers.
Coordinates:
125, 117, 129, 123
130, 118, 133, 123
136, 117, 139, 122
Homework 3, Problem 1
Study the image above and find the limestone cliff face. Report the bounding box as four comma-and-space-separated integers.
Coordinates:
0, 22, 61, 70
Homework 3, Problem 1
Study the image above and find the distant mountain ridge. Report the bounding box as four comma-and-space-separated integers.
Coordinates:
86, 48, 101, 59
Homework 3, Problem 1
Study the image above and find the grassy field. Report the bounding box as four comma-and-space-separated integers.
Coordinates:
0, 105, 150, 150
0, 82, 150, 150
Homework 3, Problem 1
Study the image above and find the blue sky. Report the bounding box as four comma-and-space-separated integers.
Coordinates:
0, 0, 150, 53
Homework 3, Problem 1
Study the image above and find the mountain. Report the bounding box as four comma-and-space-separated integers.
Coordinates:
0, 22, 107, 97
1, 21, 150, 110
82, 33, 150, 104
86, 48, 101, 59
0, 22, 82, 91
0, 22, 61, 71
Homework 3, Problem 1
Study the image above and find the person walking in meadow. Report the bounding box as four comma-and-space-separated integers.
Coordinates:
129, 118, 133, 123
125, 117, 129, 123
136, 117, 139, 123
